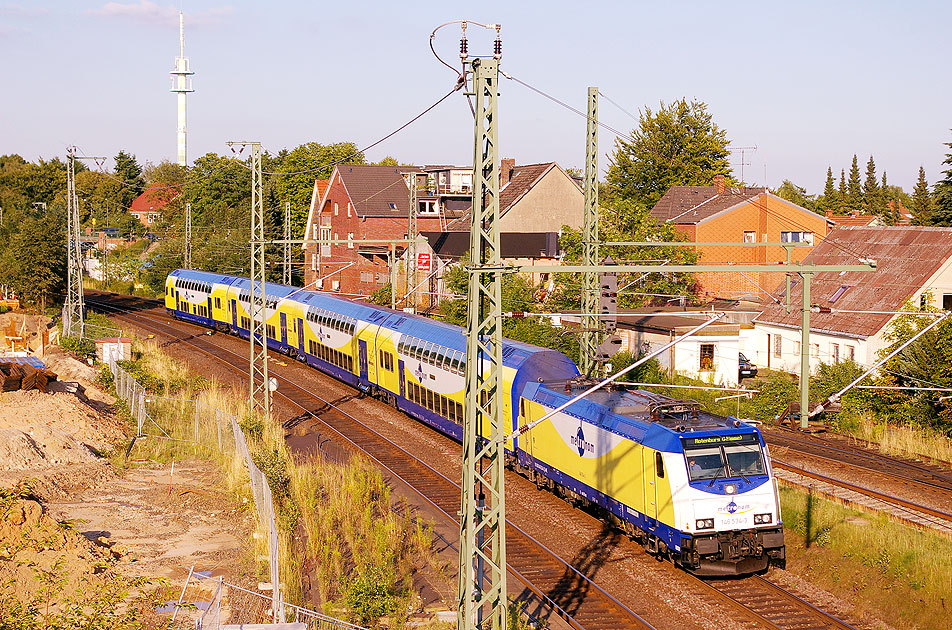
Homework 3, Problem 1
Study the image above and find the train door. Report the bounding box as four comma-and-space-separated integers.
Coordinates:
643, 449, 659, 526
280, 312, 288, 346
231, 299, 238, 328
207, 296, 213, 320
297, 318, 305, 352
358, 339, 369, 381
175, 291, 180, 312
398, 360, 406, 399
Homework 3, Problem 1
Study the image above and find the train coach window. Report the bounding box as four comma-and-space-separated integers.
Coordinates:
655, 452, 664, 478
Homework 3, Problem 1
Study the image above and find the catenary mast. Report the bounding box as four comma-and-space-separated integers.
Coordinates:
170, 11, 194, 167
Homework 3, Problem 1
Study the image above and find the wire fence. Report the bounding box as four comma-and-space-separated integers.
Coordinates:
105, 355, 360, 629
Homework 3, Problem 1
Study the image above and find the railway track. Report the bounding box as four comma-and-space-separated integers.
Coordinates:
84, 293, 652, 630
701, 575, 858, 630
765, 427, 952, 493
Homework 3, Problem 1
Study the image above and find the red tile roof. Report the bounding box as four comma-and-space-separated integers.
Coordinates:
755, 226, 952, 338
650, 186, 764, 224
337, 164, 420, 217
830, 213, 878, 226
129, 185, 178, 213
444, 163, 567, 231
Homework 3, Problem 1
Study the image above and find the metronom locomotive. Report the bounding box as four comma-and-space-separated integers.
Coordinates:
165, 269, 785, 574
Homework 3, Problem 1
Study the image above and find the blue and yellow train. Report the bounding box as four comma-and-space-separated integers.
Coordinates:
165, 269, 784, 575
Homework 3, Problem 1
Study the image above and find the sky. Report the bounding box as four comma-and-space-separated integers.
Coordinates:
2, 0, 950, 194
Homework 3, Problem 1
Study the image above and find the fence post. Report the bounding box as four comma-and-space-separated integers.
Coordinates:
138, 387, 145, 436
194, 400, 200, 443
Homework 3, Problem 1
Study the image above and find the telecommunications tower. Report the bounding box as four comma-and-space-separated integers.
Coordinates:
170, 11, 194, 166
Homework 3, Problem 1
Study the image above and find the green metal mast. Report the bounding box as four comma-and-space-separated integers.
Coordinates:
579, 87, 599, 377
799, 272, 812, 428
184, 202, 192, 270
63, 147, 85, 339
283, 201, 292, 285
229, 141, 271, 418
407, 172, 418, 312
458, 56, 508, 630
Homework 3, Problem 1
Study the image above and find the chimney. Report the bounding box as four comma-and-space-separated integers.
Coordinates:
712, 174, 726, 194
500, 158, 516, 188
825, 209, 833, 220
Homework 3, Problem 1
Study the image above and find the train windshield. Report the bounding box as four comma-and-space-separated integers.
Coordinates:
683, 434, 766, 482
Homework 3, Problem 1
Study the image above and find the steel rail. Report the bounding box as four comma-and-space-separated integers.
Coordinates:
84, 293, 654, 630
765, 430, 952, 492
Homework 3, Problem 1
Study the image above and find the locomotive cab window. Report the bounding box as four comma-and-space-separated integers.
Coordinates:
655, 452, 664, 478
683, 434, 765, 482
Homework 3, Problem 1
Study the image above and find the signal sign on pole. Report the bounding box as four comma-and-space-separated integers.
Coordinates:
417, 252, 432, 273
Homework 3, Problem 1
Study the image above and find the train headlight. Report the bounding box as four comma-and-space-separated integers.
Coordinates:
724, 484, 737, 495
754, 513, 772, 524
695, 518, 714, 530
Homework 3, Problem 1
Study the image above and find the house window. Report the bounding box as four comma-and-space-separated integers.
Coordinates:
831, 343, 840, 363
388, 202, 397, 210
334, 202, 339, 216
347, 202, 352, 217
699, 343, 715, 371
773, 335, 782, 358
846, 345, 855, 361
811, 343, 820, 359
943, 294, 952, 311
347, 233, 354, 249
360, 271, 373, 283
793, 340, 801, 356
781, 231, 814, 244
743, 231, 756, 243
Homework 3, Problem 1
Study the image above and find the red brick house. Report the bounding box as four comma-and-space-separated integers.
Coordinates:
129, 185, 178, 227
650, 176, 832, 302
301, 165, 471, 298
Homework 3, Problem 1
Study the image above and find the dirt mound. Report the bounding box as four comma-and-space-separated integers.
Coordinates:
0, 493, 115, 608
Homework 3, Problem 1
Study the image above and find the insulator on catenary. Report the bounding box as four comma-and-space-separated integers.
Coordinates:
494, 37, 502, 58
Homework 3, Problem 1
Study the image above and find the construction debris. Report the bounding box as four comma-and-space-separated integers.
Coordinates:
0, 360, 57, 393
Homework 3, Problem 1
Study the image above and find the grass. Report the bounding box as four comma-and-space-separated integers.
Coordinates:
832, 412, 952, 466
100, 335, 451, 626
780, 484, 952, 630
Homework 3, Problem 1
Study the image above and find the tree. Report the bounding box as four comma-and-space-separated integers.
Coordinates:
273, 142, 365, 239
606, 98, 732, 207
774, 180, 815, 211
912, 166, 933, 225
838, 169, 848, 214
548, 198, 699, 311
932, 130, 952, 227
862, 155, 882, 217
818, 167, 837, 214
0, 213, 66, 310
847, 154, 862, 213
113, 150, 145, 208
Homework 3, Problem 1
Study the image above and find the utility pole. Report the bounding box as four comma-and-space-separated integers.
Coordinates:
63, 148, 105, 338
227, 141, 270, 419
406, 172, 418, 313
579, 87, 600, 377
184, 202, 192, 270
283, 202, 292, 285
459, 51, 508, 630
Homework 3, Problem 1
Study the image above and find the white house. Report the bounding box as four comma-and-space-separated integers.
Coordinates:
752, 226, 952, 375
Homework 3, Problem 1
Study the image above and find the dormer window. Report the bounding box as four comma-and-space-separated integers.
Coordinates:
388, 202, 397, 210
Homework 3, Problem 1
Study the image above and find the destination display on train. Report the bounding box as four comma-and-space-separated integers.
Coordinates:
682, 433, 759, 448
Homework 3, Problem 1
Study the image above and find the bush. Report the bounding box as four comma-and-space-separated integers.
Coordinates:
744, 372, 797, 421
342, 566, 397, 625
609, 351, 667, 383
60, 335, 95, 359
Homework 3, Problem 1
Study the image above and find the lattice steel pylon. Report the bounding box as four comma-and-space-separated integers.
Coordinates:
458, 56, 508, 630
407, 172, 418, 312
63, 147, 85, 339
228, 141, 270, 418
283, 201, 292, 285
579, 87, 600, 377
184, 202, 192, 269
